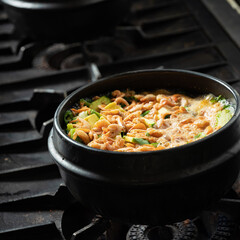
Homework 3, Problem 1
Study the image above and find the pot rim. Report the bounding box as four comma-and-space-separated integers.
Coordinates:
1, 0, 109, 10
54, 69, 240, 156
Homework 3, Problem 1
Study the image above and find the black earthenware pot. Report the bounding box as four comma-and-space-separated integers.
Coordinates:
48, 69, 240, 225
1, 0, 130, 41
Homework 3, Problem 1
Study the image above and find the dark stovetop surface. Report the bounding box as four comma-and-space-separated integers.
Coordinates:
0, 0, 240, 239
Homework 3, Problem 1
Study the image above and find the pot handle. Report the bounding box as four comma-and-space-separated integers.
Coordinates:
88, 62, 102, 83
81, 43, 102, 83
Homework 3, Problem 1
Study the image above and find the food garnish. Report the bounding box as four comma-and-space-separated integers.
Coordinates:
64, 90, 234, 152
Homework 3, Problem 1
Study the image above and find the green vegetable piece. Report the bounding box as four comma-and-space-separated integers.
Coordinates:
80, 99, 91, 107
90, 109, 101, 118
124, 96, 138, 103
78, 111, 89, 119
141, 110, 150, 117
66, 123, 74, 132
143, 118, 155, 128
151, 143, 158, 147
216, 109, 233, 127
123, 136, 134, 143
210, 95, 225, 103
76, 136, 83, 143
104, 102, 125, 112
64, 110, 74, 124
146, 132, 150, 137
133, 138, 150, 145
223, 105, 230, 110
70, 116, 78, 123
158, 107, 171, 119
89, 96, 111, 111
216, 95, 224, 101
84, 114, 99, 128
69, 128, 76, 139
194, 132, 206, 139
124, 136, 150, 145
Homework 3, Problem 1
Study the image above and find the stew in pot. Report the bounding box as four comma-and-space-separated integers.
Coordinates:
64, 89, 234, 152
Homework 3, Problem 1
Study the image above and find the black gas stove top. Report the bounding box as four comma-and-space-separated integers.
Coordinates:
0, 0, 240, 239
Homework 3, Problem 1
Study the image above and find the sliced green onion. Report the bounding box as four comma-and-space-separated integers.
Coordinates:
69, 128, 76, 139
210, 95, 225, 103
90, 109, 101, 118
124, 96, 138, 103
194, 132, 206, 139
133, 138, 150, 145
66, 123, 74, 133
141, 110, 150, 117
64, 110, 74, 124
151, 143, 158, 147
80, 98, 91, 107
223, 105, 230, 109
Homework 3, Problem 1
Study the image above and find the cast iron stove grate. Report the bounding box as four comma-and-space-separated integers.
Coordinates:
0, 0, 240, 239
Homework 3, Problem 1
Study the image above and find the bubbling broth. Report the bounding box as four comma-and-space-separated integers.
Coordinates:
63, 89, 234, 152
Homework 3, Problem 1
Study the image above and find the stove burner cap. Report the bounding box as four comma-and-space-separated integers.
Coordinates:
33, 43, 114, 70
126, 219, 198, 240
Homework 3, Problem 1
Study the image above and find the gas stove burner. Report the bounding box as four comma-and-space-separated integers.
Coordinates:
210, 214, 235, 240
33, 42, 114, 70
32, 43, 83, 70
126, 219, 198, 240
